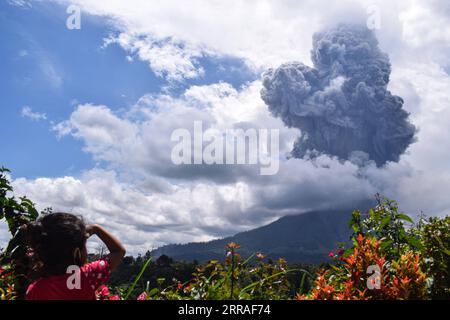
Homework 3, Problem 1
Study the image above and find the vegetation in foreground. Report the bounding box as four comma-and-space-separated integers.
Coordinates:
1, 167, 449, 300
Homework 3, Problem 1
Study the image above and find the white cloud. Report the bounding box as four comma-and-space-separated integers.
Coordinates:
103, 33, 205, 81
21, 106, 47, 121
52, 0, 326, 78
379, 62, 450, 216
399, 0, 450, 67
11, 169, 262, 254
50, 0, 450, 80
52, 81, 299, 182
7, 0, 32, 8
39, 59, 63, 88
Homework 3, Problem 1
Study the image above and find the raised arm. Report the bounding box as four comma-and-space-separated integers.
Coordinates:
87, 224, 126, 271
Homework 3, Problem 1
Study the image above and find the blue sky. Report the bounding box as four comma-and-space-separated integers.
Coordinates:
0, 1, 256, 179
1, 0, 450, 254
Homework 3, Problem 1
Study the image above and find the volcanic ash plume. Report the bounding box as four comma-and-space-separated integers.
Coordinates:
261, 24, 416, 166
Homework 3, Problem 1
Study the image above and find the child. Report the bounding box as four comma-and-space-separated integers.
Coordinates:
25, 212, 126, 300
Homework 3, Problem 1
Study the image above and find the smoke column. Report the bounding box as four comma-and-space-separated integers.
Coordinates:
261, 24, 416, 166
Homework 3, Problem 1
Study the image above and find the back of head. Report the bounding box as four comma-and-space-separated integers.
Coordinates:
27, 212, 87, 276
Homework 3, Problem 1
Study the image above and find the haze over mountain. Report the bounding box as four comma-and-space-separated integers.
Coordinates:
151, 204, 374, 263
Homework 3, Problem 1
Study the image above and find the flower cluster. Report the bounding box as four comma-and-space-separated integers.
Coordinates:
95, 285, 121, 300
0, 265, 16, 300
298, 234, 428, 300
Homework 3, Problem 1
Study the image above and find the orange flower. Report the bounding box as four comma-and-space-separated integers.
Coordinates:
357, 234, 364, 244
344, 254, 356, 266
401, 277, 411, 285
226, 242, 240, 249
376, 257, 385, 268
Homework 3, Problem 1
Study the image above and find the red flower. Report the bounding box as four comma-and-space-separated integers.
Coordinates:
177, 282, 183, 290
393, 278, 399, 286
376, 257, 385, 268
344, 280, 353, 288
109, 295, 120, 300
344, 254, 356, 266
96, 285, 110, 299
357, 234, 364, 244
401, 277, 411, 285
328, 252, 335, 258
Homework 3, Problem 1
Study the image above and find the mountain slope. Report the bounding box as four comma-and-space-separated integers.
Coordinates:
151, 208, 360, 263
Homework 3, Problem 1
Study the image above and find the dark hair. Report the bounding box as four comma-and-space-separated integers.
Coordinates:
27, 212, 87, 276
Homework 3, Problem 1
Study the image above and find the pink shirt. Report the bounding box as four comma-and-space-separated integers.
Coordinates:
26, 259, 110, 300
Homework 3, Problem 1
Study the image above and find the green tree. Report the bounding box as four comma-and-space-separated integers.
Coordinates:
0, 167, 41, 298
416, 216, 450, 299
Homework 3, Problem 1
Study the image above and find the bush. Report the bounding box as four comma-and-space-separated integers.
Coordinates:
417, 216, 450, 299
0, 264, 16, 300
348, 195, 422, 260
297, 234, 428, 300
0, 167, 42, 299
132, 242, 297, 300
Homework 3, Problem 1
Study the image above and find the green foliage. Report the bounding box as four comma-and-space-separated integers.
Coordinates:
0, 264, 16, 300
349, 194, 422, 260
0, 167, 42, 298
416, 216, 450, 299
299, 234, 428, 300
108, 253, 200, 298
304, 196, 450, 300
134, 243, 306, 300
124, 257, 153, 300
108, 253, 317, 300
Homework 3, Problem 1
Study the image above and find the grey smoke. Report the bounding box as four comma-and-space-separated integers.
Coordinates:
261, 24, 416, 166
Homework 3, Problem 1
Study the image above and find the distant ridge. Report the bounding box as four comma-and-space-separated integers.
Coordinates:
151, 206, 371, 263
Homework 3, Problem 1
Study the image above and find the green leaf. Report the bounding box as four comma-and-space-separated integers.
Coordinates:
406, 235, 423, 250
434, 236, 450, 256
124, 257, 153, 300
397, 213, 414, 224
148, 287, 159, 297
380, 215, 391, 228
380, 240, 393, 251
298, 272, 307, 295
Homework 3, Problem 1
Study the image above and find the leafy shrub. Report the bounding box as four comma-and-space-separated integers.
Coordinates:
0, 167, 42, 299
0, 264, 16, 300
349, 195, 422, 260
416, 216, 450, 299
134, 242, 298, 300
297, 234, 428, 300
